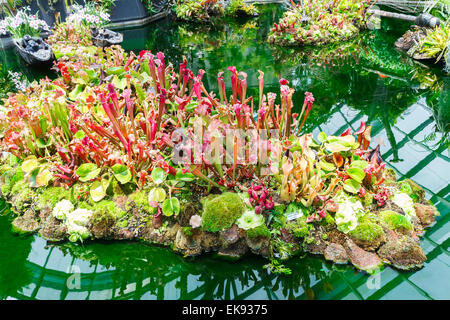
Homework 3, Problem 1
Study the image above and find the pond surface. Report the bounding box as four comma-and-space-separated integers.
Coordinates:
0, 4, 449, 300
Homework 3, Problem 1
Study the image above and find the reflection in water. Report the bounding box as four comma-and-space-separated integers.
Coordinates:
0, 4, 448, 300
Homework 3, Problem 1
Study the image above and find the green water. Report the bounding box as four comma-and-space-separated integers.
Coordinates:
0, 4, 449, 300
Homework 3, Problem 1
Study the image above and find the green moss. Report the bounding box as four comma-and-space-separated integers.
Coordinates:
117, 220, 128, 228
286, 216, 312, 238
398, 179, 425, 202
10, 180, 36, 211
247, 224, 270, 238
379, 210, 413, 231
349, 221, 384, 242
183, 226, 193, 236
81, 199, 125, 220
1, 167, 24, 196
201, 192, 244, 232
38, 186, 72, 209
127, 190, 156, 214
363, 192, 373, 207
107, 177, 125, 196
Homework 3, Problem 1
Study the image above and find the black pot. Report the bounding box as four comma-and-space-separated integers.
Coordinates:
109, 0, 149, 23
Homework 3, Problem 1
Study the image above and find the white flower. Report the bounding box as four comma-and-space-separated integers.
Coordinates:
66, 208, 93, 227
236, 210, 265, 230
334, 194, 364, 233
67, 223, 91, 242
65, 208, 93, 242
52, 199, 74, 220
392, 192, 416, 221
189, 215, 202, 228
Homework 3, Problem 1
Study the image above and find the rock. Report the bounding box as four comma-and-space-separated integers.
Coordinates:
220, 224, 240, 247
39, 216, 67, 242
11, 209, 39, 234
305, 227, 328, 255
326, 229, 348, 246
114, 196, 128, 211
324, 243, 348, 264
174, 228, 202, 256
378, 236, 426, 270
344, 239, 383, 273
348, 221, 385, 251
414, 203, 437, 227
246, 236, 271, 258
217, 239, 248, 260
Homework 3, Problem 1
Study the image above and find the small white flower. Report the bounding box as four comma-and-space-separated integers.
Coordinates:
66, 208, 93, 226
189, 215, 202, 228
52, 199, 74, 220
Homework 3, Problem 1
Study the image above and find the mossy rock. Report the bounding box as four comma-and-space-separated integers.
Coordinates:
201, 192, 245, 233
399, 179, 425, 202
286, 216, 312, 238
378, 235, 426, 270
38, 186, 72, 209
11, 209, 39, 234
127, 190, 156, 214
349, 221, 385, 251
379, 210, 413, 233
247, 224, 271, 239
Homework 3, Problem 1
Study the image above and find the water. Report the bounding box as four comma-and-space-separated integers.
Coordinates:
0, 4, 449, 300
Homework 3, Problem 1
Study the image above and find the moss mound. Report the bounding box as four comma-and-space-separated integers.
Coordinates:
38, 187, 72, 209
201, 192, 244, 232
349, 221, 384, 242
379, 210, 413, 231
247, 224, 270, 239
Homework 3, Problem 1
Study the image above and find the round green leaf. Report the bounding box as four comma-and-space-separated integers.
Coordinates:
90, 180, 106, 202
350, 160, 368, 170
21, 158, 39, 174
111, 164, 132, 184
151, 167, 167, 185
76, 163, 101, 182
176, 170, 195, 182
148, 187, 166, 203
36, 169, 52, 187
343, 179, 361, 194
162, 198, 180, 217
346, 167, 365, 184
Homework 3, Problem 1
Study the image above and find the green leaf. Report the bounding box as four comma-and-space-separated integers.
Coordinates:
134, 82, 146, 103
36, 168, 52, 187
343, 179, 361, 194
151, 168, 167, 185
21, 158, 39, 174
318, 160, 335, 172
162, 197, 180, 217
39, 116, 49, 135
36, 138, 51, 149
106, 66, 125, 75
350, 160, 368, 170
346, 167, 365, 183
112, 76, 127, 90
175, 170, 195, 182
90, 180, 106, 202
76, 163, 101, 182
148, 187, 166, 203
324, 142, 351, 153
111, 164, 132, 184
